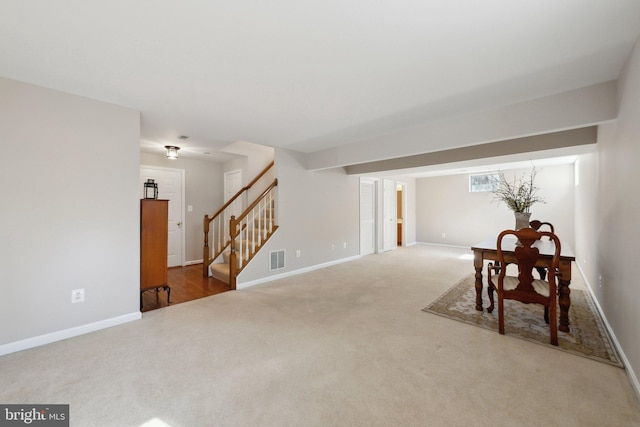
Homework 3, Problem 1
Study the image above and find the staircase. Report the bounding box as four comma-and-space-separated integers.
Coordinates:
203, 162, 278, 290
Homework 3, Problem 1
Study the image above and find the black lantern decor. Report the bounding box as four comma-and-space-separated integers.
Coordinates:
144, 179, 158, 199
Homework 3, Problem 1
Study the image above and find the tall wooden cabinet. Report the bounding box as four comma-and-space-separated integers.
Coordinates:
140, 199, 170, 309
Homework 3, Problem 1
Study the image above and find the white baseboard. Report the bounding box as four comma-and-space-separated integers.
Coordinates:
416, 241, 469, 249
237, 255, 362, 290
0, 312, 141, 357
184, 259, 203, 266
576, 263, 640, 401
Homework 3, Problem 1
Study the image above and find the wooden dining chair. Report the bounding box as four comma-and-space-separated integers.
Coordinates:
529, 220, 554, 234
484, 220, 555, 315
487, 227, 562, 346
529, 220, 555, 280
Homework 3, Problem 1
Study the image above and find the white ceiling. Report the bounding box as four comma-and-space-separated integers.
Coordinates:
2, 1, 640, 166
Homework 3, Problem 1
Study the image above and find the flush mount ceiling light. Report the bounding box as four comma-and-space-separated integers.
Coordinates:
165, 145, 180, 159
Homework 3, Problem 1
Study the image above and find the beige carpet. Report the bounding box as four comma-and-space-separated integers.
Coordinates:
1, 245, 639, 426
423, 274, 622, 367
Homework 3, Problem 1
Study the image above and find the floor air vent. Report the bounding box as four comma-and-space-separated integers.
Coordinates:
270, 250, 285, 271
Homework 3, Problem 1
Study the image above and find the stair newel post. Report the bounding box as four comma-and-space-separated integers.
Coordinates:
229, 215, 238, 290
203, 215, 210, 277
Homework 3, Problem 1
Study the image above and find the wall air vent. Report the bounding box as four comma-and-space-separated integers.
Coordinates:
269, 250, 285, 271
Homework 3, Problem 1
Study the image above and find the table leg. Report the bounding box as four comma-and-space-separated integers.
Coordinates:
558, 278, 571, 332
473, 250, 484, 311
474, 266, 484, 311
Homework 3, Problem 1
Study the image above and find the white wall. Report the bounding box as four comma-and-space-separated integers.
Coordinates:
398, 178, 417, 247
576, 37, 640, 394
222, 140, 274, 183
223, 157, 249, 186
0, 78, 141, 350
415, 164, 575, 249
574, 152, 599, 295
140, 152, 225, 263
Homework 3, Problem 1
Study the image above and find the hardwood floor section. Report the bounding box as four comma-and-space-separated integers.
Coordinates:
141, 264, 231, 312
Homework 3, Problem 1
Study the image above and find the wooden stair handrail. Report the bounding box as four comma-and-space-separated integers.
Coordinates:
228, 179, 278, 289
203, 161, 275, 276
235, 179, 278, 223
246, 160, 275, 191
205, 160, 274, 224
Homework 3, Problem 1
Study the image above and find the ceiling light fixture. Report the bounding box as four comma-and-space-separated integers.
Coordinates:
165, 145, 180, 159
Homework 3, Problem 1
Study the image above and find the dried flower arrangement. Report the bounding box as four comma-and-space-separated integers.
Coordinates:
491, 168, 545, 213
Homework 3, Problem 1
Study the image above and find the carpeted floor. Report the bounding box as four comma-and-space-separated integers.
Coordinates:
423, 274, 622, 367
1, 245, 639, 426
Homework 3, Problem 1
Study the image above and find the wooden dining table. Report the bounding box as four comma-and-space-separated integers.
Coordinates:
471, 235, 576, 332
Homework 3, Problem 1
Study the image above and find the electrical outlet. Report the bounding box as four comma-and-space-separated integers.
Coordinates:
331, 244, 335, 250
343, 242, 347, 248
296, 250, 301, 258
442, 232, 446, 239
71, 288, 85, 303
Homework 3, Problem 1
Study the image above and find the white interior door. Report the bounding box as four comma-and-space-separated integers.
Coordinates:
383, 179, 397, 251
224, 170, 243, 216
140, 167, 184, 267
360, 179, 376, 256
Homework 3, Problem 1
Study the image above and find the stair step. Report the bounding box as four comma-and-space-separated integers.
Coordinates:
210, 263, 230, 284
239, 232, 270, 242
222, 250, 251, 265
233, 239, 259, 252
235, 228, 274, 245
210, 254, 251, 284
253, 219, 274, 228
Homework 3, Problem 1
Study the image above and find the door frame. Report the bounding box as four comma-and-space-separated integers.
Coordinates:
382, 179, 397, 251
396, 181, 407, 247
359, 178, 378, 256
140, 165, 186, 266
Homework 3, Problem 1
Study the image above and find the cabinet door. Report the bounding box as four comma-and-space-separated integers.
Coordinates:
140, 200, 168, 289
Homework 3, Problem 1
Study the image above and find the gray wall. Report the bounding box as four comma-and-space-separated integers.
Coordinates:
223, 157, 248, 184
140, 152, 225, 264
0, 77, 140, 347
415, 164, 576, 249
576, 37, 640, 393
237, 148, 361, 285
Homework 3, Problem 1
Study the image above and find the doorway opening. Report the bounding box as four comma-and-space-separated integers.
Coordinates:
140, 166, 185, 268
396, 182, 406, 247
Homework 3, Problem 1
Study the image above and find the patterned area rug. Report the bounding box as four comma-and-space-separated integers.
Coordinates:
423, 274, 622, 367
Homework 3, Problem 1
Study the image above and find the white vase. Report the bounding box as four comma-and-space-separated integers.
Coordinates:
514, 212, 532, 230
